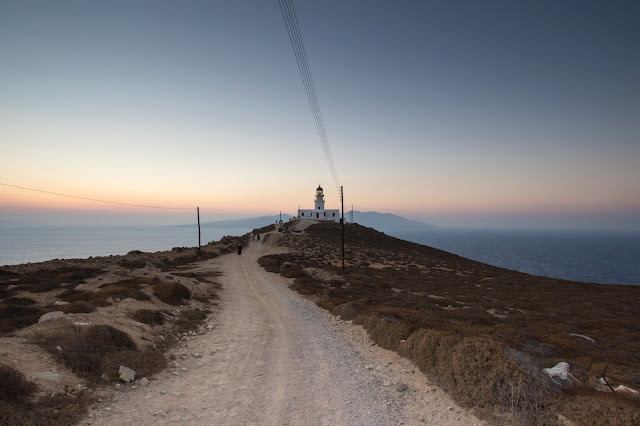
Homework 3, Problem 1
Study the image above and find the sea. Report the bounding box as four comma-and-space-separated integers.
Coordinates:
0, 225, 638, 285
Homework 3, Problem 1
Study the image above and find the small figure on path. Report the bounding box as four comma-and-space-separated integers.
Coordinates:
257, 234, 260, 241
237, 245, 243, 255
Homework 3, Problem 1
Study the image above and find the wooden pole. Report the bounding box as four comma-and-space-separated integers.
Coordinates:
197, 206, 201, 258
341, 186, 344, 271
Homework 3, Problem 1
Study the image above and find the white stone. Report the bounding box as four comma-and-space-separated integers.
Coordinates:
615, 385, 638, 396
139, 377, 149, 387
570, 333, 596, 344
38, 311, 66, 323
542, 362, 580, 389
54, 301, 70, 306
119, 365, 136, 383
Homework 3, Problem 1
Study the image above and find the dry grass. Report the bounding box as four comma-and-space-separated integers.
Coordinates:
263, 221, 640, 425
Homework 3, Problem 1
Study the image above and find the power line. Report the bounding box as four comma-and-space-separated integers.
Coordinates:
278, 0, 340, 191
0, 182, 194, 210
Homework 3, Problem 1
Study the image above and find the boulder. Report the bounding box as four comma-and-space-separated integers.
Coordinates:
543, 362, 580, 390
38, 311, 66, 323
119, 365, 136, 383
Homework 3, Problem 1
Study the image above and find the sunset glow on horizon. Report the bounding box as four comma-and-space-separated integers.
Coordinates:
1, 1, 639, 229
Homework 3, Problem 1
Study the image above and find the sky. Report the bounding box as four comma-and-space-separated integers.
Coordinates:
1, 0, 639, 229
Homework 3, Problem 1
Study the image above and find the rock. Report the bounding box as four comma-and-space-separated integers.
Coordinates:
365, 364, 374, 370
100, 373, 111, 381
570, 333, 596, 344
56, 346, 63, 353
615, 385, 639, 397
38, 311, 66, 323
543, 362, 580, 390
180, 367, 188, 372
74, 284, 91, 291
193, 353, 202, 358
447, 406, 454, 411
106, 297, 114, 304
139, 377, 149, 387
54, 301, 70, 306
161, 390, 167, 394
118, 366, 136, 383
206, 325, 214, 330
395, 383, 408, 392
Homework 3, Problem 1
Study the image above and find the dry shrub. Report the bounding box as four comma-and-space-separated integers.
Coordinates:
101, 350, 166, 379
0, 305, 46, 333
258, 256, 282, 273
557, 387, 640, 426
88, 285, 150, 306
118, 259, 147, 270
56, 301, 95, 314
174, 309, 208, 331
16, 267, 103, 294
154, 282, 191, 305
0, 391, 89, 426
365, 316, 413, 350
41, 324, 136, 378
1, 296, 37, 306
0, 364, 37, 402
129, 309, 166, 326
399, 328, 461, 372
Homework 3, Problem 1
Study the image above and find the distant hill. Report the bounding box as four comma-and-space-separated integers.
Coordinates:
176, 211, 435, 235
178, 214, 293, 230
350, 211, 437, 234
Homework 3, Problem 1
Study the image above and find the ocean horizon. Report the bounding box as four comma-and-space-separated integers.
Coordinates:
1, 224, 638, 286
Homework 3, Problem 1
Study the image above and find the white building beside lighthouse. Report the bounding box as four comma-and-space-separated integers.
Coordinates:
297, 185, 340, 223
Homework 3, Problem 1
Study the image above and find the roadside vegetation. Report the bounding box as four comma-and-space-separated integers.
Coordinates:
261, 221, 640, 425
0, 232, 249, 425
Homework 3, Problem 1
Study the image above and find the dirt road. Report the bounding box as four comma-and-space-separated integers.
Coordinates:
87, 233, 481, 425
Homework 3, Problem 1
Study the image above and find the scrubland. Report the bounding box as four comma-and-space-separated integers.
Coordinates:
260, 221, 640, 425
0, 232, 254, 425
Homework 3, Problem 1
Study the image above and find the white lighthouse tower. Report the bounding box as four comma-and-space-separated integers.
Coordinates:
297, 185, 340, 223
314, 185, 325, 210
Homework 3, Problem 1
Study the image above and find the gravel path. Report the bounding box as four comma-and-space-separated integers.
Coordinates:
86, 232, 482, 425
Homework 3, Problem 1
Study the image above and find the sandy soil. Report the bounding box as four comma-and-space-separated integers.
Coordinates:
84, 231, 483, 426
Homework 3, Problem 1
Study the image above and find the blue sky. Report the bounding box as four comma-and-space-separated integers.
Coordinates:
1, 1, 639, 228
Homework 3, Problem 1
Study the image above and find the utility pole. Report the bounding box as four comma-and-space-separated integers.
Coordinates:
341, 186, 344, 270
197, 207, 201, 258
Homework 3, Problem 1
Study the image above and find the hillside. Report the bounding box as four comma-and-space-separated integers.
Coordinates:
262, 221, 640, 425
351, 211, 437, 233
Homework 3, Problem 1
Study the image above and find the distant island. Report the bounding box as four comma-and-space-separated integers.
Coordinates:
177, 211, 437, 235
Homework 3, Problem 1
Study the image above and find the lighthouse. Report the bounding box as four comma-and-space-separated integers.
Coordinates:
314, 185, 325, 210
298, 185, 340, 223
